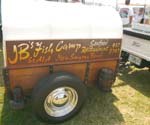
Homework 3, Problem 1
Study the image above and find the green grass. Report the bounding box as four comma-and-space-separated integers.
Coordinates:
0, 42, 150, 125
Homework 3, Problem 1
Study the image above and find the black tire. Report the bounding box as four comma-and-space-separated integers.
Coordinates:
97, 68, 115, 92
121, 51, 129, 63
32, 72, 87, 123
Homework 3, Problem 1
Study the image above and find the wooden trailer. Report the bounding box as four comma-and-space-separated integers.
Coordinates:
2, 0, 122, 123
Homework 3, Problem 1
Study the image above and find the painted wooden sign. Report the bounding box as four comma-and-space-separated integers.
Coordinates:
6, 39, 121, 68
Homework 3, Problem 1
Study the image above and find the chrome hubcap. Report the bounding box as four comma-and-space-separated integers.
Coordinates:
44, 87, 78, 117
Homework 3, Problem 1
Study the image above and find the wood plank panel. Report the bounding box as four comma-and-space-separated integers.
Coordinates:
9, 67, 49, 90
6, 39, 121, 69
8, 60, 118, 93
54, 63, 86, 81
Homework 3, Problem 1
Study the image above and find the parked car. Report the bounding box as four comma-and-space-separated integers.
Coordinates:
119, 5, 145, 26
121, 25, 150, 68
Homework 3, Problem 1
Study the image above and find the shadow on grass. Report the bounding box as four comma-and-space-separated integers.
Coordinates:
118, 67, 150, 97
1, 93, 45, 125
1, 86, 124, 125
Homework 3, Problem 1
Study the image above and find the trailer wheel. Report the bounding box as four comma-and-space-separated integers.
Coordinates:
32, 72, 87, 123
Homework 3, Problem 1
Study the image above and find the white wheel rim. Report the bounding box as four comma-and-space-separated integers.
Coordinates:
44, 87, 78, 117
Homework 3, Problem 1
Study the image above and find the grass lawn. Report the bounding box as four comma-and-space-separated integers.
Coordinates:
0, 42, 150, 125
